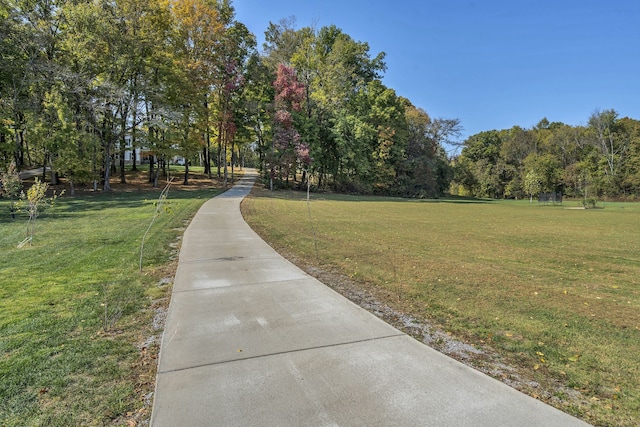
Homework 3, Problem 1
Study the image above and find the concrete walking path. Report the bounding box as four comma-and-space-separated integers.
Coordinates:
151, 169, 590, 426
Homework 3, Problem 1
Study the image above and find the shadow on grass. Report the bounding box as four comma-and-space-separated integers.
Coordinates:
40, 187, 222, 219
1, 174, 234, 223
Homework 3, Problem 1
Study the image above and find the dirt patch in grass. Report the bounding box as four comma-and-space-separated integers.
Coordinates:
43, 167, 235, 196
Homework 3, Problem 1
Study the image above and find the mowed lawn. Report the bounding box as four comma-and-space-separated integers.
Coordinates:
0, 183, 217, 426
242, 189, 640, 427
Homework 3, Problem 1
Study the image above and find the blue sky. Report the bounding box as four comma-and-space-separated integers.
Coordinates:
234, 0, 640, 142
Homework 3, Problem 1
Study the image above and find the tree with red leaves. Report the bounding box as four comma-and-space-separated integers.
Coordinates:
270, 64, 311, 189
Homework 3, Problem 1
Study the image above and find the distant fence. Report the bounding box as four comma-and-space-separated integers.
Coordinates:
538, 192, 562, 204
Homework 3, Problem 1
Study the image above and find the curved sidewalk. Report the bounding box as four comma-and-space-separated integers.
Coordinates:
151, 169, 589, 426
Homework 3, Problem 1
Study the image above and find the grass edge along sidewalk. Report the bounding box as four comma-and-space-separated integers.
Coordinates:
0, 175, 223, 426
242, 188, 640, 427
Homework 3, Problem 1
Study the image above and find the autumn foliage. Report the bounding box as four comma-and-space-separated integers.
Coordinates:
269, 64, 311, 185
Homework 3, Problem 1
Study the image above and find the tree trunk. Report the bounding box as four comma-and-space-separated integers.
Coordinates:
103, 143, 112, 191
131, 78, 139, 172
231, 141, 235, 183
131, 117, 138, 172
149, 155, 155, 183
203, 145, 210, 176
204, 96, 211, 177
270, 167, 274, 191
13, 126, 22, 169
93, 136, 98, 192
118, 108, 127, 183
216, 120, 223, 178
223, 139, 228, 188
119, 138, 126, 184
183, 161, 189, 185
152, 158, 158, 188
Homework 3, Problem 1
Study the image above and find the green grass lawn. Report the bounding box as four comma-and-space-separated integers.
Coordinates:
0, 178, 220, 426
242, 189, 640, 427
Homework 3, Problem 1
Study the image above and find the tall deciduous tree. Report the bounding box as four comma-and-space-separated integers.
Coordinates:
241, 53, 274, 173
214, 20, 255, 185
270, 64, 306, 188
399, 104, 459, 197
619, 118, 640, 195
588, 109, 631, 196
169, 0, 227, 183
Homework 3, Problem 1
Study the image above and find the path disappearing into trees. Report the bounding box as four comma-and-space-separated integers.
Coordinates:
150, 169, 590, 426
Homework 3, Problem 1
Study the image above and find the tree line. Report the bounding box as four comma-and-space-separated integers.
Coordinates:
1, 0, 255, 194
3, 1, 638, 201
252, 18, 461, 196
451, 113, 640, 200
1, 1, 460, 198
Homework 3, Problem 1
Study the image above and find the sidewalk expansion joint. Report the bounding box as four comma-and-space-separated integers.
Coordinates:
181, 255, 281, 264
172, 277, 317, 293
158, 333, 406, 375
